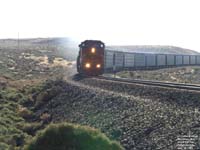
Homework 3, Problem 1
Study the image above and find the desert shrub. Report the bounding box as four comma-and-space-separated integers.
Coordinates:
129, 71, 134, 77
0, 132, 27, 148
34, 91, 49, 107
40, 113, 51, 123
0, 90, 30, 149
12, 133, 26, 147
17, 106, 34, 120
0, 142, 9, 150
4, 89, 21, 102
18, 122, 43, 136
24, 123, 124, 150
0, 88, 27, 104
0, 92, 3, 99
34, 84, 63, 108
32, 79, 64, 93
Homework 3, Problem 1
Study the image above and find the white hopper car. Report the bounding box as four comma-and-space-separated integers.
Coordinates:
104, 50, 200, 72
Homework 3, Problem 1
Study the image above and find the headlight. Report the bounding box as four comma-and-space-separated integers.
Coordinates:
91, 48, 96, 53
85, 63, 91, 68
96, 64, 101, 68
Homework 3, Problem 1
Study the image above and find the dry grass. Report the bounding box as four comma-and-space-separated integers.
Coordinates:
117, 66, 200, 84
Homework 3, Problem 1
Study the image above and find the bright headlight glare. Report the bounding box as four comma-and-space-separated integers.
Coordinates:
91, 48, 96, 53
85, 63, 91, 68
96, 64, 101, 68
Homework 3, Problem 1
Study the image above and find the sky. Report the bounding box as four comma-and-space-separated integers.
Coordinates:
0, 0, 200, 51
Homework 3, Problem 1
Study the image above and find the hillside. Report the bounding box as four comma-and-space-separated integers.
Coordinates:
2, 39, 199, 57
1, 38, 200, 149
0, 38, 79, 61
0, 38, 78, 149
107, 45, 200, 54
117, 66, 200, 84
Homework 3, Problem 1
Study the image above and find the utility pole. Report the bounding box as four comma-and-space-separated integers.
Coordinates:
18, 32, 20, 51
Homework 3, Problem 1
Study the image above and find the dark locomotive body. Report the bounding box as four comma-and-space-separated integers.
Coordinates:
77, 40, 105, 76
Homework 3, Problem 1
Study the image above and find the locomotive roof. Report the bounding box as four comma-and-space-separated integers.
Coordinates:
82, 40, 104, 43
79, 40, 104, 47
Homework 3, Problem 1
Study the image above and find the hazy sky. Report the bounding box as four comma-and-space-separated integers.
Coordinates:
0, 0, 200, 51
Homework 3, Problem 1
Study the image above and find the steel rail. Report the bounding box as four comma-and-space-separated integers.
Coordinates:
95, 76, 200, 91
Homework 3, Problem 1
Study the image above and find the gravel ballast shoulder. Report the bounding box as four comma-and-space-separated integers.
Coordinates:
36, 77, 200, 150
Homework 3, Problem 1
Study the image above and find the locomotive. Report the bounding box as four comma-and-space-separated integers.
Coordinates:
77, 40, 105, 76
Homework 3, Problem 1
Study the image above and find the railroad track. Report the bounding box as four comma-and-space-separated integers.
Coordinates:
96, 76, 200, 91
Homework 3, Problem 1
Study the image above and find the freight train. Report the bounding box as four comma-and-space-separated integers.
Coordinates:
77, 40, 200, 76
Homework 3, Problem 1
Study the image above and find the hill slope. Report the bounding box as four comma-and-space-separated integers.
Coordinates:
107, 45, 199, 54
0, 37, 79, 61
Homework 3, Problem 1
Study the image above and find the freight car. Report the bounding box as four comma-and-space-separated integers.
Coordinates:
104, 50, 200, 73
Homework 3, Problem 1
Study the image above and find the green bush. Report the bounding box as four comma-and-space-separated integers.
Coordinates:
32, 80, 64, 107
0, 88, 27, 103
18, 122, 43, 136
24, 123, 124, 150
0, 142, 9, 150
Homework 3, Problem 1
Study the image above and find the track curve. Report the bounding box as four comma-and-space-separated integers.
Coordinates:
96, 76, 200, 91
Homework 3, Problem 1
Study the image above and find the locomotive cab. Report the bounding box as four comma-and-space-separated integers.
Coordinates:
77, 40, 105, 76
